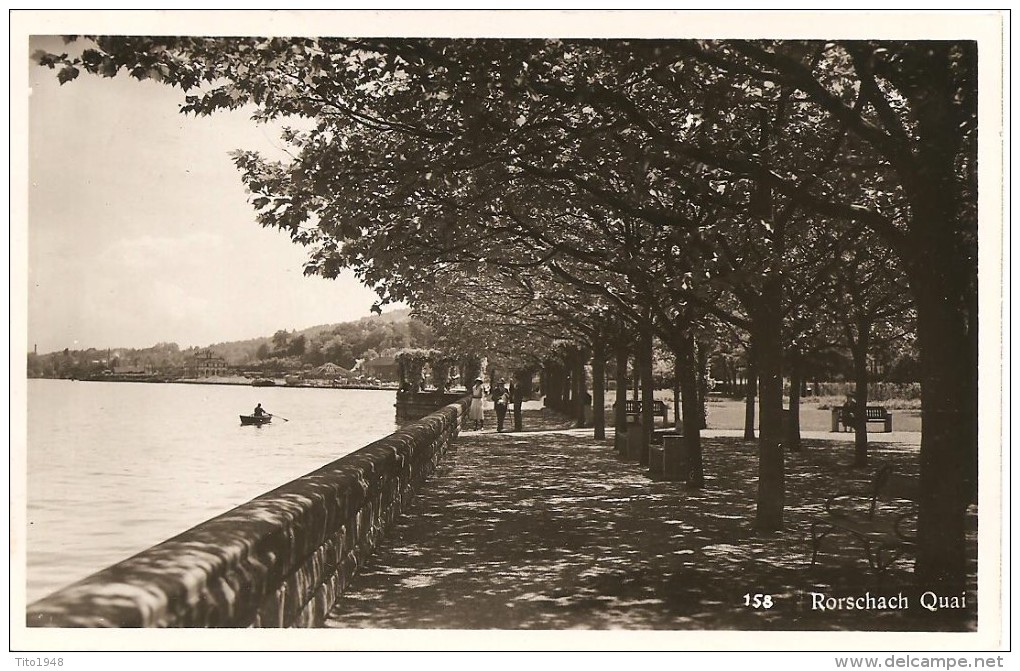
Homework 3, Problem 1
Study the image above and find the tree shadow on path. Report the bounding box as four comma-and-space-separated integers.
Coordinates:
327, 417, 977, 631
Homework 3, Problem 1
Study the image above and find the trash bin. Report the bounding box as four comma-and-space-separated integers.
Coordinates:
614, 427, 627, 455
626, 413, 645, 462
662, 433, 687, 481
648, 445, 665, 479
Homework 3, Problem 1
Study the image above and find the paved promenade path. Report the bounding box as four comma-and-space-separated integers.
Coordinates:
325, 410, 975, 631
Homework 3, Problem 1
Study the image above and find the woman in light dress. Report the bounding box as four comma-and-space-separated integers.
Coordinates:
469, 378, 486, 430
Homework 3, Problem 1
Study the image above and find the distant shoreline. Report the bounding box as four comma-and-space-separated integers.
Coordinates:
29, 376, 402, 392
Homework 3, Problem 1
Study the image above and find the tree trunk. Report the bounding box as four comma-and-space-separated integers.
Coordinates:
615, 341, 629, 455
544, 365, 555, 411
459, 359, 473, 390
696, 340, 709, 429
541, 365, 551, 410
563, 358, 571, 409
555, 364, 566, 412
679, 332, 704, 488
673, 356, 681, 431
720, 358, 732, 396
887, 58, 976, 592
512, 368, 528, 433
743, 118, 787, 531
573, 350, 587, 429
592, 338, 606, 440
752, 279, 785, 531
852, 323, 871, 468
638, 322, 654, 466
555, 364, 567, 413
743, 361, 757, 441
787, 348, 802, 452
632, 350, 640, 401
911, 275, 976, 593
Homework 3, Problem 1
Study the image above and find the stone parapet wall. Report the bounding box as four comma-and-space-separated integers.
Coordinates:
27, 397, 469, 628
395, 391, 467, 423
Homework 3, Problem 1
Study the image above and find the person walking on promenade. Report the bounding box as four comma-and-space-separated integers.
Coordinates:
469, 378, 486, 430
842, 391, 857, 432
511, 371, 529, 432
491, 379, 511, 432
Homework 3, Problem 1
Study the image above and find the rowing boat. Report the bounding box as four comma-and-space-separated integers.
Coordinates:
239, 414, 272, 426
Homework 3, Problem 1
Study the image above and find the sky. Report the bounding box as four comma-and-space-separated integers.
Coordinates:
25, 36, 400, 355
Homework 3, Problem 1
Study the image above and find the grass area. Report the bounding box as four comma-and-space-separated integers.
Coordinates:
594, 397, 923, 433
606, 390, 924, 411
803, 395, 923, 411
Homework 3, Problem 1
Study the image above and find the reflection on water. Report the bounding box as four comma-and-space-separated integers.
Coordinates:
25, 379, 398, 603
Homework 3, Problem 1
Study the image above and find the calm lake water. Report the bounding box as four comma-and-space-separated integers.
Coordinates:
25, 379, 399, 603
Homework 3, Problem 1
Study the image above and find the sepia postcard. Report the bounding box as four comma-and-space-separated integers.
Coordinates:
8, 8, 1008, 660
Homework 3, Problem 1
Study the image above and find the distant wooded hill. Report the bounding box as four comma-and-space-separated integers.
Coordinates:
27, 308, 433, 379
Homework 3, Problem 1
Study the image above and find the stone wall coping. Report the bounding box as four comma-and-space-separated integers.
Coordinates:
27, 397, 469, 628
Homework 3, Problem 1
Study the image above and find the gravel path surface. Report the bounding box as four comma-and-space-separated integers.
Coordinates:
325, 411, 976, 632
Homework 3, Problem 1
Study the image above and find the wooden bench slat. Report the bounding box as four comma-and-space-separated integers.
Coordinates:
823, 514, 911, 541
614, 400, 669, 422
810, 465, 917, 572
836, 405, 893, 432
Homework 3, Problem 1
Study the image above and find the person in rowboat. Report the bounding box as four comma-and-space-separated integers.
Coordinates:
253, 403, 268, 417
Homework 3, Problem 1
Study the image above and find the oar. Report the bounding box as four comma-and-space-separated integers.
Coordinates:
272, 414, 290, 422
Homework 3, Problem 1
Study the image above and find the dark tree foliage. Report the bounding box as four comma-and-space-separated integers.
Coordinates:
36, 36, 978, 589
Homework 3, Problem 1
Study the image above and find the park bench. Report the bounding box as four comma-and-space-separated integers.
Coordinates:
810, 465, 918, 573
615, 399, 669, 424
836, 405, 893, 432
